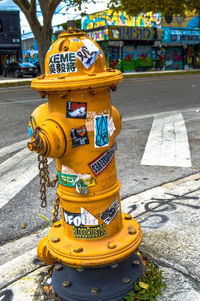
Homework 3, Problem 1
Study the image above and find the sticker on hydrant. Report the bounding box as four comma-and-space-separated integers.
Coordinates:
72, 224, 107, 240
66, 102, 87, 119
76, 39, 101, 69
71, 125, 89, 148
49, 52, 77, 74
88, 143, 117, 176
100, 198, 120, 225
94, 114, 109, 148
63, 207, 98, 226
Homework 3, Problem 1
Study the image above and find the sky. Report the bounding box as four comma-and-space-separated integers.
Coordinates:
0, 0, 109, 33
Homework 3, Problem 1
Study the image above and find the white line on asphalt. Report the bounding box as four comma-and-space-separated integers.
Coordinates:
141, 112, 192, 167
0, 98, 45, 105
0, 143, 52, 209
122, 106, 200, 122
0, 139, 29, 158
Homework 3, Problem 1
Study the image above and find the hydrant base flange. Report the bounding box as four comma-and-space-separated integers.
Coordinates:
52, 253, 143, 301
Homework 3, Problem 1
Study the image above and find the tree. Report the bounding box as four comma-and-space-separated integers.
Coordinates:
109, 0, 200, 17
13, 0, 91, 73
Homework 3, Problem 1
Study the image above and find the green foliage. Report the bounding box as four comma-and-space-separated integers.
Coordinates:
123, 262, 166, 301
108, 0, 200, 17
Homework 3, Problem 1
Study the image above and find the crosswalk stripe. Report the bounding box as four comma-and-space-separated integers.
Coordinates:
141, 112, 192, 167
0, 139, 29, 158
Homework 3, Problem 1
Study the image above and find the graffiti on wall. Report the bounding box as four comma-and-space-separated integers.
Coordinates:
23, 50, 39, 65
87, 29, 109, 41
161, 11, 200, 28
82, 9, 161, 30
109, 26, 157, 41
163, 27, 200, 44
122, 45, 152, 72
165, 47, 183, 70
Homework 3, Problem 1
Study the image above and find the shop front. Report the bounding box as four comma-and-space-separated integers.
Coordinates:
162, 27, 200, 70
86, 25, 158, 72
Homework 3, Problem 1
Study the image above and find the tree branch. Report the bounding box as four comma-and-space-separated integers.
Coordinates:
12, 0, 30, 13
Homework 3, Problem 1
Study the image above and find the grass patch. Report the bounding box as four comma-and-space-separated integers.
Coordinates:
123, 258, 166, 301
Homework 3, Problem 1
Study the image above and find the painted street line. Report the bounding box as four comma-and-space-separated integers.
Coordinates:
0, 139, 29, 158
122, 106, 200, 122
0, 98, 44, 105
141, 112, 191, 167
0, 141, 52, 209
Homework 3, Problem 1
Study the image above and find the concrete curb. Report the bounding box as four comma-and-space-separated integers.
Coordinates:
0, 78, 32, 88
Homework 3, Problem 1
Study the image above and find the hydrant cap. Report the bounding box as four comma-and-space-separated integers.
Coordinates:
45, 30, 107, 77
32, 29, 123, 91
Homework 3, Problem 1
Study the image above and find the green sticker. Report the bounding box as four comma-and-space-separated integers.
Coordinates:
58, 172, 76, 187
72, 224, 107, 240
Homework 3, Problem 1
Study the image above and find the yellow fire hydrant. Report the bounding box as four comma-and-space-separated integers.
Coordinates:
28, 29, 143, 301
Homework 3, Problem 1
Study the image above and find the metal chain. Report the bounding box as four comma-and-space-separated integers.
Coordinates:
37, 154, 58, 208
52, 195, 60, 223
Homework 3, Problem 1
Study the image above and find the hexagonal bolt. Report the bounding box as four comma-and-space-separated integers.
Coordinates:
55, 264, 63, 271
125, 215, 132, 220
132, 260, 140, 266
128, 226, 137, 235
73, 247, 83, 253
122, 277, 130, 284
62, 280, 71, 288
108, 242, 116, 249
91, 287, 100, 294
51, 237, 60, 243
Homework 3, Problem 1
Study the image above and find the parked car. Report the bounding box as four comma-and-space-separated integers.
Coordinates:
3, 62, 38, 78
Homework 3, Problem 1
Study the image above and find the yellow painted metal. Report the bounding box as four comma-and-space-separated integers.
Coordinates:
28, 29, 143, 268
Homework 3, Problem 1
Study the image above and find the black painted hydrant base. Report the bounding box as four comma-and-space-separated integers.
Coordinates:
52, 253, 143, 301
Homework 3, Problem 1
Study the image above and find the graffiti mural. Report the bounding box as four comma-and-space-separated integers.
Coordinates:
82, 9, 161, 30
87, 29, 109, 41
165, 47, 183, 70
23, 50, 39, 65
108, 26, 157, 41
109, 46, 121, 70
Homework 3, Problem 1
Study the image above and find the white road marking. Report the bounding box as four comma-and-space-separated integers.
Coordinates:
0, 139, 29, 158
0, 98, 45, 105
0, 141, 52, 209
122, 106, 200, 122
141, 112, 192, 167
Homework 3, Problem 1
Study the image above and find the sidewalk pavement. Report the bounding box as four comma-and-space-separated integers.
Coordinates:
0, 173, 200, 300
0, 69, 200, 88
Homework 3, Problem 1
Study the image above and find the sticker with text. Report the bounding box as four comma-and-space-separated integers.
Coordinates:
94, 114, 109, 148
88, 143, 117, 177
72, 224, 107, 240
71, 125, 89, 148
28, 125, 33, 138
76, 39, 101, 69
86, 110, 108, 131
66, 102, 87, 119
100, 198, 120, 225
63, 207, 98, 227
49, 52, 77, 74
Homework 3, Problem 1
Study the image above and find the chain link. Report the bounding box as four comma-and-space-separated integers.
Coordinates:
37, 154, 58, 209
52, 195, 60, 223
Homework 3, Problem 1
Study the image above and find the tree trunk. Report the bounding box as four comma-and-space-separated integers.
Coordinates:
35, 27, 52, 74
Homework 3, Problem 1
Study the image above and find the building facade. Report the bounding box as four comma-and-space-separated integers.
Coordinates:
0, 11, 22, 74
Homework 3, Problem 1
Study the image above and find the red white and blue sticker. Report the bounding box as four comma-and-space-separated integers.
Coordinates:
71, 125, 89, 148
94, 114, 109, 148
76, 39, 101, 69
88, 143, 117, 177
66, 102, 87, 119
100, 198, 120, 225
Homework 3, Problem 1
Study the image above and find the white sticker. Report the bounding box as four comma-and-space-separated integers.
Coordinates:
108, 117, 116, 137
63, 207, 98, 226
76, 39, 101, 69
49, 52, 77, 74
81, 207, 98, 225
72, 38, 80, 42
100, 198, 120, 225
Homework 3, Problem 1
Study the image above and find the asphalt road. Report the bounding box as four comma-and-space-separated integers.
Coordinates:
1, 74, 200, 246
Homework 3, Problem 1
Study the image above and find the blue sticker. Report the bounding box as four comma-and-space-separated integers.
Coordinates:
94, 114, 109, 148
28, 125, 33, 138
